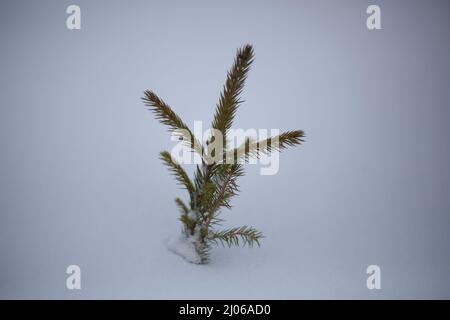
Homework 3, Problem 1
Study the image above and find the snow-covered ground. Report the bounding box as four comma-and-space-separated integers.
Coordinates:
1, 1, 450, 299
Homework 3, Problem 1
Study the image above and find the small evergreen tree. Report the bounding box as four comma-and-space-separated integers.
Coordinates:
142, 44, 305, 263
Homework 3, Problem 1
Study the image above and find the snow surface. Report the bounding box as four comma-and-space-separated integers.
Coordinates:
1, 1, 450, 300
166, 234, 201, 264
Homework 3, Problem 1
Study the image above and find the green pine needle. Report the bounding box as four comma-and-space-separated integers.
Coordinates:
142, 90, 204, 156
160, 151, 195, 200
225, 130, 305, 163
211, 44, 254, 149
174, 197, 189, 215
211, 226, 263, 248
